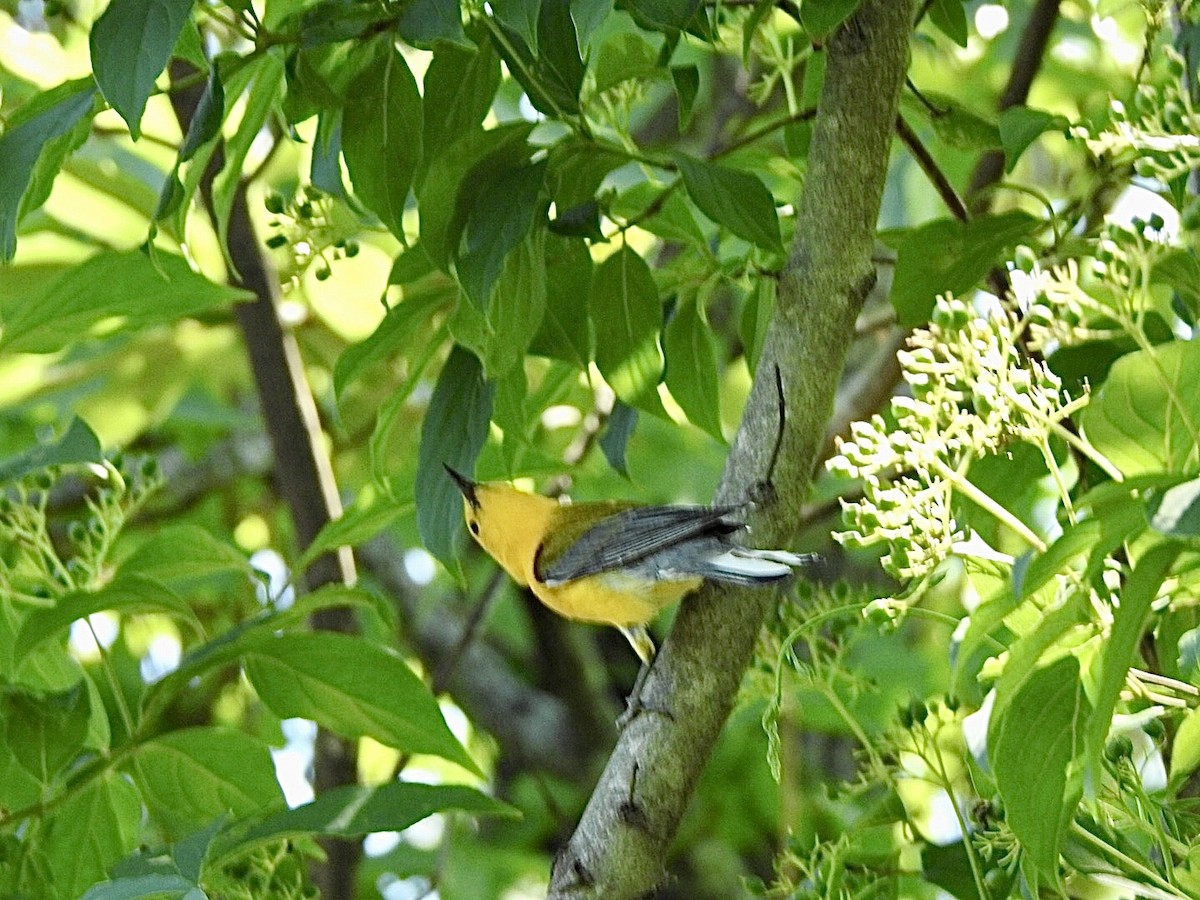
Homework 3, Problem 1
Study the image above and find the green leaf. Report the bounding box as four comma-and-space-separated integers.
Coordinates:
1081, 340, 1200, 476
1014, 520, 1101, 601
1084, 542, 1182, 784
624, 0, 699, 33
119, 524, 252, 586
928, 0, 967, 46
989, 654, 1088, 881
43, 771, 142, 899
89, 0, 195, 138
422, 40, 501, 165
1146, 476, 1200, 539
0, 79, 97, 261
455, 161, 546, 309
591, 246, 666, 415
211, 52, 285, 256
418, 123, 536, 268
593, 32, 660, 94
490, 0, 583, 116
740, 278, 774, 374
415, 345, 494, 573
0, 249, 251, 354
343, 43, 423, 238
600, 400, 637, 477
0, 417, 102, 485
1152, 248, 1200, 315
14, 575, 200, 666
529, 234, 593, 366
491, 0, 541, 53
245, 632, 481, 774
178, 65, 225, 162
395, 0, 469, 48
676, 154, 782, 253
128, 727, 284, 834
998, 106, 1066, 173
799, 0, 860, 38
890, 211, 1038, 325
296, 484, 409, 571
3, 685, 90, 783
214, 782, 513, 861
451, 229, 547, 376
333, 288, 451, 399
1170, 706, 1200, 786
671, 64, 699, 131
1179, 626, 1200, 683
664, 292, 723, 441
82, 874, 197, 900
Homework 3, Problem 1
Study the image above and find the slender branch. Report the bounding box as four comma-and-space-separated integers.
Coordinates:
166, 59, 359, 899
895, 113, 969, 222
966, 0, 1062, 212
547, 2, 918, 895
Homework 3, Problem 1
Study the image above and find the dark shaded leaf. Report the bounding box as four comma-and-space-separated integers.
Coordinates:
676, 154, 782, 252
456, 161, 547, 308
0, 79, 96, 261
416, 346, 494, 572
0, 417, 101, 485
343, 43, 422, 237
89, 0, 195, 137
664, 292, 723, 440
600, 399, 637, 477
529, 234, 593, 365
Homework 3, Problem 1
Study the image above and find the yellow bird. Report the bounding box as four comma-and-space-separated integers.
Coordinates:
445, 466, 816, 664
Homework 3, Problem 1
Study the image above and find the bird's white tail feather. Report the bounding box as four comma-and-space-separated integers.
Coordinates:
734, 548, 820, 567
704, 550, 791, 582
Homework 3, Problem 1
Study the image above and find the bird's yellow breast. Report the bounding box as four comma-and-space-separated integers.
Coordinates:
529, 571, 703, 627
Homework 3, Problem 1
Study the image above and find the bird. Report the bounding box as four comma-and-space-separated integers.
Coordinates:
444, 465, 817, 667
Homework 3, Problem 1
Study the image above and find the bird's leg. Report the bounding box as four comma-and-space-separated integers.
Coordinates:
616, 625, 673, 729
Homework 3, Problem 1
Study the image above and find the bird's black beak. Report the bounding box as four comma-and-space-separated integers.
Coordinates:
443, 464, 478, 507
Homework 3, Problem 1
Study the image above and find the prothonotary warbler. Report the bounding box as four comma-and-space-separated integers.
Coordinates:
445, 465, 817, 666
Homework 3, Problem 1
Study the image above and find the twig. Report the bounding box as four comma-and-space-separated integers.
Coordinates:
895, 113, 969, 222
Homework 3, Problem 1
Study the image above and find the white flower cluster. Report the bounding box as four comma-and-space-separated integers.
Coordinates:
828, 295, 1073, 580
1072, 48, 1200, 184
1015, 215, 1176, 353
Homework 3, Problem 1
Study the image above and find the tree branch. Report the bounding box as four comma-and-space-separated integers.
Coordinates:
546, 2, 917, 895
967, 0, 1061, 212
167, 62, 359, 900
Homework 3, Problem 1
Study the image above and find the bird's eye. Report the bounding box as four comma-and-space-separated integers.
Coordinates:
469, 521, 480, 535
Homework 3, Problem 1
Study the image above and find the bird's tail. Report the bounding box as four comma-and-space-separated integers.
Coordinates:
701, 548, 821, 586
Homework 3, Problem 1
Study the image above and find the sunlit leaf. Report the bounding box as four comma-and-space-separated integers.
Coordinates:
0, 79, 96, 261
43, 772, 142, 898
890, 211, 1038, 325
1084, 542, 1182, 784
0, 417, 101, 485
989, 654, 1087, 881
591, 246, 666, 415
0, 249, 250, 354
1081, 340, 1200, 476
245, 632, 481, 774
213, 782, 513, 861
14, 575, 200, 666
128, 727, 284, 835
664, 292, 723, 441
998, 106, 1066, 173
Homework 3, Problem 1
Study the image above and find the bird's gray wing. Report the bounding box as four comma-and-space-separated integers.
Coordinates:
537, 504, 744, 584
